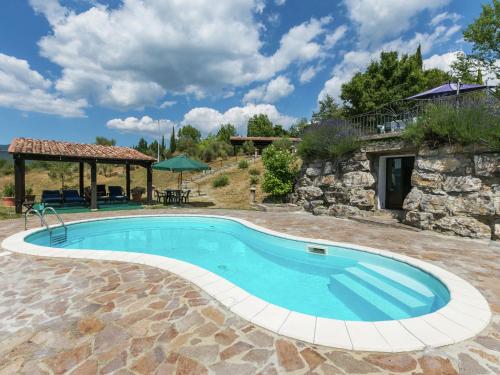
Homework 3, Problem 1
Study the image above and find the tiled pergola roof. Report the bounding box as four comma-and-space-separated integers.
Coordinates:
8, 137, 155, 163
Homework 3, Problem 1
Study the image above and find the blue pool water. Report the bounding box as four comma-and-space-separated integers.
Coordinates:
26, 216, 450, 321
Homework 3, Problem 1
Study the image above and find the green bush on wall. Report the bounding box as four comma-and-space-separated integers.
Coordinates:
298, 120, 360, 160
403, 102, 500, 150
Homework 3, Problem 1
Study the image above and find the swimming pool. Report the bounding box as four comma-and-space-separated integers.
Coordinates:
26, 215, 449, 320
3, 215, 491, 351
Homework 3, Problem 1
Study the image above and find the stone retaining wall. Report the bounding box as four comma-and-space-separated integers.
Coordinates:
403, 146, 499, 240
292, 139, 499, 240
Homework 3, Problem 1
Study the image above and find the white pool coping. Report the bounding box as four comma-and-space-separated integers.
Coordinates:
1, 214, 491, 352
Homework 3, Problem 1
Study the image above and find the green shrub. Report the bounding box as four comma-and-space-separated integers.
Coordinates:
298, 120, 359, 160
3, 183, 14, 197
248, 167, 260, 176
249, 176, 259, 186
261, 145, 298, 198
238, 159, 249, 169
403, 102, 500, 150
272, 137, 292, 151
212, 174, 229, 188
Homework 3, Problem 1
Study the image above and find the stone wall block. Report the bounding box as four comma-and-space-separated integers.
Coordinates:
494, 219, 500, 240
415, 156, 468, 174
305, 166, 322, 177
474, 153, 500, 177
402, 188, 423, 211
342, 171, 375, 188
342, 159, 371, 173
296, 177, 313, 187
411, 170, 444, 190
419, 193, 448, 215
434, 216, 491, 239
318, 174, 337, 187
404, 211, 433, 230
442, 176, 482, 193
323, 161, 336, 175
446, 193, 496, 216
348, 189, 375, 209
296, 186, 323, 200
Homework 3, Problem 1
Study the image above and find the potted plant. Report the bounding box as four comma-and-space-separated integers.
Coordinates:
25, 186, 36, 203
131, 186, 145, 202
1, 183, 15, 207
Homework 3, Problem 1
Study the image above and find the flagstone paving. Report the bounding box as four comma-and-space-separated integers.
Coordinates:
0, 208, 498, 374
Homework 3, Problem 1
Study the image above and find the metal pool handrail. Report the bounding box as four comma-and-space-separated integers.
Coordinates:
24, 207, 67, 245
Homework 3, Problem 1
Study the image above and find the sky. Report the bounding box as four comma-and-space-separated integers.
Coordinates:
0, 0, 487, 146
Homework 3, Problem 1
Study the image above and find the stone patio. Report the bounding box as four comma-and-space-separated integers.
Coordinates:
0, 208, 498, 374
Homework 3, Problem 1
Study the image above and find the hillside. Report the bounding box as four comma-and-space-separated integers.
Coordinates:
0, 156, 265, 209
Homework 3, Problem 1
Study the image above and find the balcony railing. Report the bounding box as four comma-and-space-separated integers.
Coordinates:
334, 89, 499, 138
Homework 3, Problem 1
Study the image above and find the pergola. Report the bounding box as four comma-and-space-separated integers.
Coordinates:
8, 138, 156, 213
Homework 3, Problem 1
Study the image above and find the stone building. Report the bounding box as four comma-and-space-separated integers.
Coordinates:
292, 134, 499, 240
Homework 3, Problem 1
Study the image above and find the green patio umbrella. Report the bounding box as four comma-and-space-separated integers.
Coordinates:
152, 154, 210, 188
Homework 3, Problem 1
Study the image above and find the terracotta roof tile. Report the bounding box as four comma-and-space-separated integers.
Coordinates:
8, 138, 155, 162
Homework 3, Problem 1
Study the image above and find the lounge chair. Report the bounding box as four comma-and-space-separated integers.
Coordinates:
97, 184, 107, 198
108, 186, 128, 203
62, 190, 86, 206
41, 190, 63, 206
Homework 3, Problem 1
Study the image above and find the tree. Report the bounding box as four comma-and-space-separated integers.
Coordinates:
95, 136, 116, 146
272, 124, 289, 137
178, 125, 201, 142
47, 162, 75, 189
261, 145, 298, 198
312, 95, 344, 123
463, 0, 499, 78
340, 48, 451, 115
451, 53, 483, 83
135, 138, 148, 154
169, 127, 176, 153
247, 114, 274, 136
288, 118, 310, 137
217, 123, 237, 143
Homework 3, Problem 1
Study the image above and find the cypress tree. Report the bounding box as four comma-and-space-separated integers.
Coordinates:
415, 44, 423, 70
169, 126, 176, 153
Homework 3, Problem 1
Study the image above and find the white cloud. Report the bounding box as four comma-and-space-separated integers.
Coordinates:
106, 116, 175, 135
430, 12, 461, 26
343, 0, 450, 45
182, 104, 296, 135
0, 53, 87, 117
243, 76, 294, 103
318, 21, 462, 102
159, 100, 177, 109
324, 25, 348, 48
30, 0, 69, 25
275, 0, 286, 5
423, 51, 460, 71
33, 1, 332, 109
299, 65, 321, 84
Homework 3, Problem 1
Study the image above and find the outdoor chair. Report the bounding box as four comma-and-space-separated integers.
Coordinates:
62, 189, 86, 206
41, 190, 63, 206
97, 184, 107, 198
181, 189, 190, 204
155, 189, 166, 204
108, 186, 128, 203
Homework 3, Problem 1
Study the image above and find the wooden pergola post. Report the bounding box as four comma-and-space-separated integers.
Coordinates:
79, 162, 84, 197
146, 164, 153, 204
90, 161, 97, 210
14, 156, 25, 214
125, 164, 131, 200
